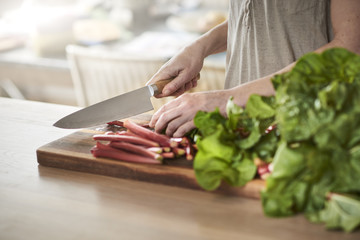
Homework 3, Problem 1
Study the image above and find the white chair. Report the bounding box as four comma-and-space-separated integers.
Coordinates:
66, 45, 225, 111
66, 45, 173, 110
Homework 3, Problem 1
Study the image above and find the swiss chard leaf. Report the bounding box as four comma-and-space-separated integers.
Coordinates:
318, 193, 360, 232
246, 95, 276, 119
193, 97, 276, 191
261, 48, 360, 232
191, 48, 360, 232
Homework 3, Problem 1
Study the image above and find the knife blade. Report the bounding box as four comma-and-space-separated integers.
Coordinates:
53, 79, 171, 129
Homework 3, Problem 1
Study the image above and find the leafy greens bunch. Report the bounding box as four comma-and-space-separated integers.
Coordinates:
192, 48, 360, 232
193, 95, 278, 191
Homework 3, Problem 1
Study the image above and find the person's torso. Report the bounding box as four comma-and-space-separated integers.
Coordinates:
225, 0, 333, 88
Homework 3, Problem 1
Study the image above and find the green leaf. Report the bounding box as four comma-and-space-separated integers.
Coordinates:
270, 142, 305, 179
246, 95, 275, 119
225, 157, 257, 187
252, 130, 279, 162
261, 188, 294, 217
194, 109, 226, 137
236, 119, 261, 149
318, 81, 347, 110
318, 193, 360, 232
194, 156, 228, 191
226, 97, 245, 130
194, 127, 234, 190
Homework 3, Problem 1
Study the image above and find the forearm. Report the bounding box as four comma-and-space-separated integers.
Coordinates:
228, 37, 360, 108
185, 21, 228, 59
228, 75, 275, 107
227, 36, 348, 107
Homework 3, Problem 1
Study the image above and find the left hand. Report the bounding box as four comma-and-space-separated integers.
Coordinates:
149, 90, 232, 137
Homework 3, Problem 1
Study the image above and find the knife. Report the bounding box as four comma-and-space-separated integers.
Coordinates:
53, 79, 171, 129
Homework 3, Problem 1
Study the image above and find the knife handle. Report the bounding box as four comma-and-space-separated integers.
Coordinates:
152, 79, 173, 95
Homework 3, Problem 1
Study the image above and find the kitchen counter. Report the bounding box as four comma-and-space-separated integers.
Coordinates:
0, 97, 359, 240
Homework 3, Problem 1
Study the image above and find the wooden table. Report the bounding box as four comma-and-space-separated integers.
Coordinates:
0, 97, 358, 240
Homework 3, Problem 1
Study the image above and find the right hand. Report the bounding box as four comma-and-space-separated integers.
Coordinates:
146, 45, 205, 97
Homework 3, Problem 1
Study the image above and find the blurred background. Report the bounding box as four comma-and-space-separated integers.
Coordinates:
0, 0, 228, 109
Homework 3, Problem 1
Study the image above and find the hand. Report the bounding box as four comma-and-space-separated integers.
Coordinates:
149, 90, 232, 137
146, 45, 205, 97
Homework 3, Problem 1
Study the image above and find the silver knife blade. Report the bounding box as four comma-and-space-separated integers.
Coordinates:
54, 84, 156, 129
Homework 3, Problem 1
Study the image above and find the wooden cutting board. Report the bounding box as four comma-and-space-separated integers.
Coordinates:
36, 116, 265, 199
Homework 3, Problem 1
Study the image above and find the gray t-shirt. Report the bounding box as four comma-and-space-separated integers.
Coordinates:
225, 0, 333, 89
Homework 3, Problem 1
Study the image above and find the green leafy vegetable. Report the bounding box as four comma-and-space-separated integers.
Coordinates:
193, 95, 278, 191
261, 48, 360, 233
191, 48, 360, 232
316, 193, 360, 232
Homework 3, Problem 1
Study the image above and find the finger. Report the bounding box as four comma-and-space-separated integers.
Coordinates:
193, 73, 200, 86
154, 106, 183, 134
171, 86, 187, 97
185, 74, 200, 92
149, 102, 169, 128
183, 81, 193, 92
191, 79, 197, 88
159, 72, 201, 97
161, 71, 194, 96
161, 78, 184, 96
173, 120, 195, 137
146, 70, 170, 86
150, 76, 184, 98
164, 116, 182, 136
183, 75, 200, 92
165, 113, 195, 137
146, 72, 175, 98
